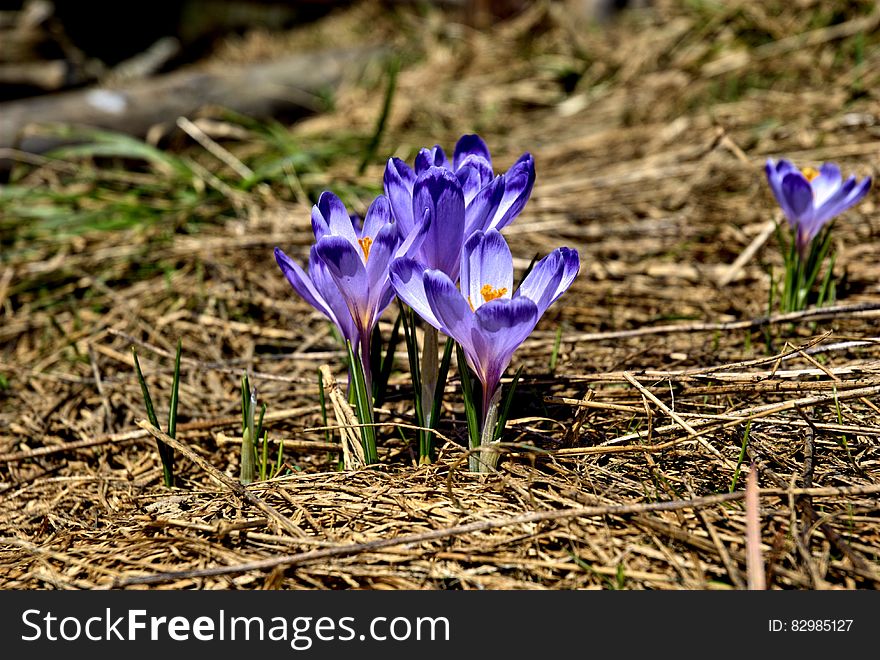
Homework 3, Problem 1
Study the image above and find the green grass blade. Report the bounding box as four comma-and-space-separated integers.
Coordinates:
132, 347, 160, 430
241, 372, 249, 433
400, 303, 425, 431
260, 430, 269, 482
317, 369, 331, 446
374, 311, 403, 407
358, 56, 399, 175
274, 435, 285, 478
729, 421, 751, 492
43, 125, 193, 178
456, 343, 481, 454
346, 340, 378, 464
549, 325, 563, 372
132, 346, 174, 487
494, 366, 524, 442
422, 336, 454, 462
256, 402, 267, 448
167, 339, 182, 440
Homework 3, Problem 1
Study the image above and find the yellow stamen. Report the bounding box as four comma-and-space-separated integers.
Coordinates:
358, 236, 373, 261
801, 166, 820, 182
480, 284, 508, 303
467, 295, 474, 312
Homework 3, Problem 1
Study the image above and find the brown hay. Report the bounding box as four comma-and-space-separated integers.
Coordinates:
2, 0, 879, 589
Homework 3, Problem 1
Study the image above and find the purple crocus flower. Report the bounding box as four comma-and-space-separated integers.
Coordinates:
275, 191, 425, 390
390, 229, 579, 419
384, 134, 536, 279
765, 158, 871, 255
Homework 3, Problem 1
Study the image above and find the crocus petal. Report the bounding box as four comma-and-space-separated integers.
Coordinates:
461, 229, 513, 312
456, 155, 495, 205
517, 247, 580, 317
415, 146, 450, 174
453, 134, 492, 171
484, 153, 535, 232
389, 257, 441, 328
413, 167, 466, 277
313, 191, 359, 248
274, 246, 337, 323
471, 297, 539, 393
360, 195, 393, 241
396, 207, 431, 260
308, 246, 359, 344
463, 175, 505, 237
384, 157, 416, 236
781, 172, 814, 225
810, 163, 842, 208
423, 269, 475, 342
765, 159, 799, 222
365, 222, 399, 300
814, 175, 871, 227
315, 236, 371, 332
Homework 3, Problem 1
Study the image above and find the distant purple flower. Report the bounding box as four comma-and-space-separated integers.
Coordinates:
390, 229, 578, 415
275, 191, 426, 388
384, 134, 535, 279
765, 158, 871, 255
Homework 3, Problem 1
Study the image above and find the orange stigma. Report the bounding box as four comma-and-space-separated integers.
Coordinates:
480, 284, 508, 303
358, 236, 373, 261
801, 166, 820, 182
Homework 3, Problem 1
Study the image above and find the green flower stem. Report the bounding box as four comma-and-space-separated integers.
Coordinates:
476, 385, 503, 474
420, 325, 439, 428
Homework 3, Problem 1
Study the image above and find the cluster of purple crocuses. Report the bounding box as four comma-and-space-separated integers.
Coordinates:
275, 135, 579, 471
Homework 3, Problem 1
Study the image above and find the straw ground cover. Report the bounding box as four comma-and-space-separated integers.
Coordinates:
1, 0, 879, 589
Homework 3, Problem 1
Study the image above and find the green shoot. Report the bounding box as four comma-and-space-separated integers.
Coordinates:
132, 345, 175, 487
729, 420, 751, 492
240, 372, 283, 483
549, 325, 563, 373
358, 56, 399, 175
494, 366, 524, 442
346, 340, 378, 464
456, 343, 482, 471
317, 369, 332, 447
773, 220, 837, 313
423, 337, 454, 464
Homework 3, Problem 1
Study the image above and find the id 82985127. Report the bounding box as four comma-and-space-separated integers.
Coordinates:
768, 619, 854, 632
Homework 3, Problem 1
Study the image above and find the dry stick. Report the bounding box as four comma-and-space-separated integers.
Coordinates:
623, 371, 697, 435
319, 365, 364, 470
717, 218, 777, 287
136, 420, 305, 539
87, 343, 115, 435
682, 476, 745, 590
0, 405, 319, 463
558, 333, 832, 380
111, 483, 880, 587
744, 464, 765, 590
788, 477, 825, 589
623, 371, 737, 472
694, 505, 745, 590
797, 348, 880, 417
563, 302, 880, 344
176, 116, 254, 180
1, 537, 122, 580
630, 514, 811, 588
748, 445, 879, 585
592, 382, 880, 448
